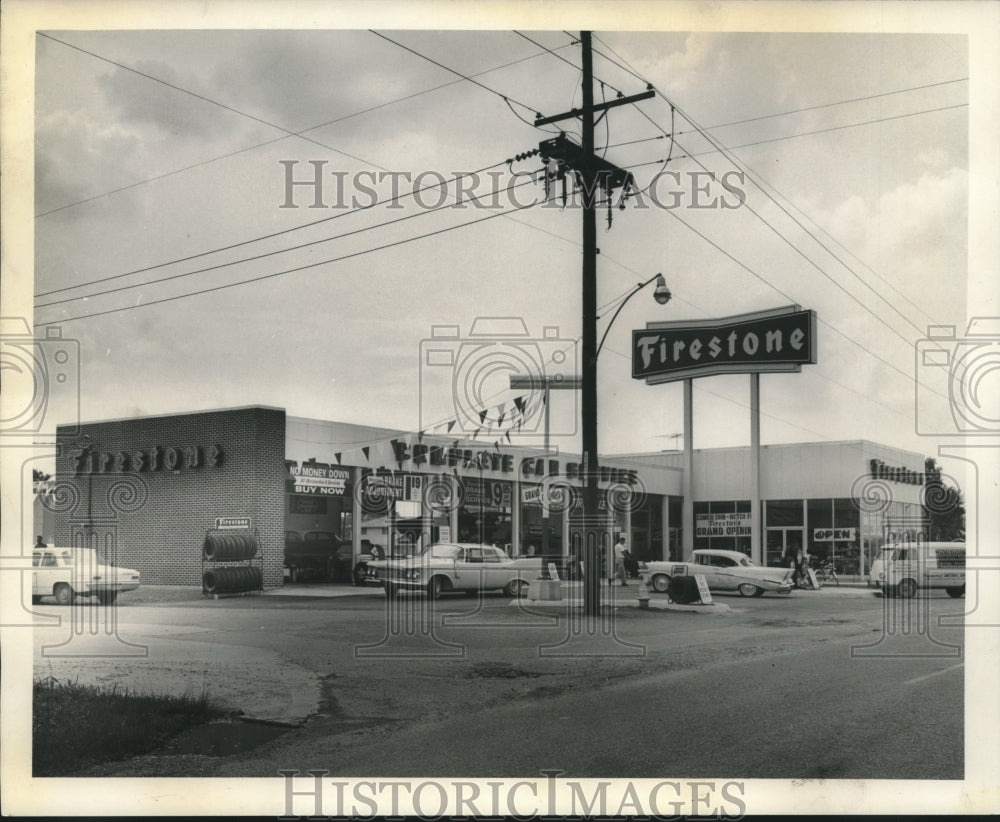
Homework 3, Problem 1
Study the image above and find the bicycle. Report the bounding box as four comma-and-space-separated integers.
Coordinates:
814, 562, 839, 586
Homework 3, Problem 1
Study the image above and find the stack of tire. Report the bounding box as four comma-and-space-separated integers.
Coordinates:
203, 533, 261, 595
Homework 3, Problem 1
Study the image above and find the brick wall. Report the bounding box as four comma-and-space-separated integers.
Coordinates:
54, 407, 286, 587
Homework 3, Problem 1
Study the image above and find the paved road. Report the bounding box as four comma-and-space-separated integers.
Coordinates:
30, 585, 966, 781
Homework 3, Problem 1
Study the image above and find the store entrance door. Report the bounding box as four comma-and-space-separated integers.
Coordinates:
766, 528, 803, 569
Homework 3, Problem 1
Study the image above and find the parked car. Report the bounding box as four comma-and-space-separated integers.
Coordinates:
365, 542, 543, 598
641, 549, 792, 597
32, 547, 141, 605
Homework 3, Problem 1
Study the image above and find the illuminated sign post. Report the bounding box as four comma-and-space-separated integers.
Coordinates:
633, 306, 817, 564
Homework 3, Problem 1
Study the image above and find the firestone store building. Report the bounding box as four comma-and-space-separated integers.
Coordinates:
52, 406, 930, 588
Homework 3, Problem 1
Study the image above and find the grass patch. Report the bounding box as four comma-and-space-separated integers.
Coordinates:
33, 676, 225, 776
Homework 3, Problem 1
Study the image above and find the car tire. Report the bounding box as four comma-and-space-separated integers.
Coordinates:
738, 583, 762, 597
383, 582, 398, 598
427, 576, 445, 600
54, 583, 74, 606
505, 579, 529, 597
97, 591, 118, 606
946, 585, 965, 598
897, 579, 918, 599
651, 573, 671, 593
753, 587, 766, 597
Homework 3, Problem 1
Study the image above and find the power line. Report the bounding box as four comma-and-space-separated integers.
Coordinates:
35, 200, 537, 327
578, 35, 959, 353
36, 160, 509, 300
35, 45, 561, 219
679, 77, 969, 134
36, 32, 377, 169
36, 171, 531, 308
369, 30, 544, 122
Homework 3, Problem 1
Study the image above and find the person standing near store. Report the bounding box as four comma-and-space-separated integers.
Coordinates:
614, 536, 628, 586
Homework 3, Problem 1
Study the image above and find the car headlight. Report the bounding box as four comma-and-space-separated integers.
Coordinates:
409, 570, 421, 581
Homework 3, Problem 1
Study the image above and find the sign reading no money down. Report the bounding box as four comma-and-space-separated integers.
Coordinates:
633, 305, 817, 383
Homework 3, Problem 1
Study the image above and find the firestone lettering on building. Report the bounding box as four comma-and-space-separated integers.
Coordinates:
71, 444, 224, 475
869, 458, 938, 486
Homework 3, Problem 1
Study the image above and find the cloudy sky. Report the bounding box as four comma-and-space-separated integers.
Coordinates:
21, 7, 993, 479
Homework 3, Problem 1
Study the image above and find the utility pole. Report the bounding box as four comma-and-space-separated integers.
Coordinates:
532, 32, 653, 618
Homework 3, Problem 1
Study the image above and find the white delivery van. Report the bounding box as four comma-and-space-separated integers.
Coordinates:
880, 542, 965, 599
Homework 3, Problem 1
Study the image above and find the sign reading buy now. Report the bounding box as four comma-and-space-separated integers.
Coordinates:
633, 305, 817, 383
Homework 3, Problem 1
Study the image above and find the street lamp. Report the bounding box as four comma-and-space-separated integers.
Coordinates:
597, 274, 670, 358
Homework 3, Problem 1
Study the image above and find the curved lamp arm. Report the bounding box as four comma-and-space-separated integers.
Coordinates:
596, 273, 670, 358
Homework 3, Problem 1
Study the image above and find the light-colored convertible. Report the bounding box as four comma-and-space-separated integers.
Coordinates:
642, 549, 792, 597
366, 542, 542, 599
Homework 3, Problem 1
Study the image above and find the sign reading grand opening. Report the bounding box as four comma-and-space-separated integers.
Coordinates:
632, 305, 817, 383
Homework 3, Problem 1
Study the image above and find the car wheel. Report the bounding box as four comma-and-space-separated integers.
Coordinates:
54, 584, 74, 606
738, 583, 762, 597
97, 591, 117, 606
427, 576, 445, 600
946, 585, 965, 598
897, 578, 918, 599
383, 582, 398, 598
651, 573, 671, 593
505, 579, 529, 597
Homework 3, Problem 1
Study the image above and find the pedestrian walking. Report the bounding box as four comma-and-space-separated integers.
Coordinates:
614, 536, 628, 586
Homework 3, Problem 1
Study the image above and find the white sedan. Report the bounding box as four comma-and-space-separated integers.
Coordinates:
32, 547, 141, 605
366, 543, 542, 599
642, 549, 792, 597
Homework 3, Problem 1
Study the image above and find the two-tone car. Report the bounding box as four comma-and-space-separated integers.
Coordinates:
32, 547, 141, 605
365, 542, 543, 599
641, 549, 792, 597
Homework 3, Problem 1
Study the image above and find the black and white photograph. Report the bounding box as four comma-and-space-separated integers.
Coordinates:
2, 0, 998, 817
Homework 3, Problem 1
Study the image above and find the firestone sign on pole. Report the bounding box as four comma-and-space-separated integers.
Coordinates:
632, 305, 817, 383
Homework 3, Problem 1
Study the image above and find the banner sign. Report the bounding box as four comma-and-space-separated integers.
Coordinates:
288, 461, 351, 496
633, 305, 817, 383
813, 528, 857, 542
464, 478, 512, 512
696, 512, 751, 537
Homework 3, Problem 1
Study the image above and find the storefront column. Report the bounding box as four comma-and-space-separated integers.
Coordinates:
511, 473, 521, 556
682, 378, 694, 553
661, 495, 670, 562
352, 467, 364, 558
750, 373, 762, 564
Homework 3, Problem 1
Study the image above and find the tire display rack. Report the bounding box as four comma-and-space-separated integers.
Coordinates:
201, 527, 264, 598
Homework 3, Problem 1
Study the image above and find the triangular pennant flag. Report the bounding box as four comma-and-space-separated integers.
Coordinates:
514, 396, 526, 414
498, 411, 506, 426
362, 446, 370, 461
478, 408, 488, 424
494, 440, 501, 452
447, 420, 456, 433
334, 453, 342, 465
497, 402, 506, 418
505, 432, 511, 443
471, 428, 479, 440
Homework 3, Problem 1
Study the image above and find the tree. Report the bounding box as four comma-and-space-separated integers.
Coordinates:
923, 458, 965, 541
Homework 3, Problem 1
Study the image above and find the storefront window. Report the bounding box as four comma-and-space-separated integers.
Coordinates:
694, 500, 751, 554
458, 477, 512, 553
519, 486, 563, 557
